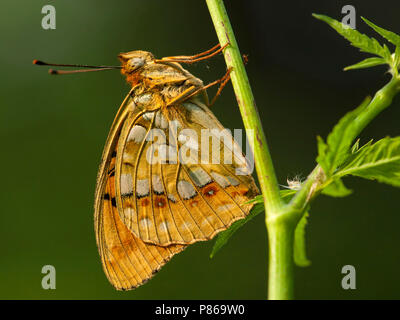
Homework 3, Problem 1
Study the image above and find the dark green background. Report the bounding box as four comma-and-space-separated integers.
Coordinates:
2, 0, 400, 299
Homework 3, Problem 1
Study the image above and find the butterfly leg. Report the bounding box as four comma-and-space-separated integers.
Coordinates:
206, 54, 247, 106
155, 43, 229, 64
160, 44, 220, 61
165, 85, 199, 106
163, 66, 231, 108
182, 67, 233, 107
208, 67, 232, 107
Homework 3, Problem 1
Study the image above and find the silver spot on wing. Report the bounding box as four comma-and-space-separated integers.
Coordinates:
177, 180, 197, 200
188, 168, 212, 187
210, 171, 230, 188
121, 173, 134, 196
136, 179, 149, 197
152, 175, 164, 194
127, 125, 147, 144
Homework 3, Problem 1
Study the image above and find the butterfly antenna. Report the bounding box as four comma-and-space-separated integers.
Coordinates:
33, 59, 122, 75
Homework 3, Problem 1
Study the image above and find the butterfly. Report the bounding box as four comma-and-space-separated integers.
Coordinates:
35, 45, 259, 290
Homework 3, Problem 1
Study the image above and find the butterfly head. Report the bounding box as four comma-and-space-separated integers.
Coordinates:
118, 51, 154, 73
118, 50, 155, 86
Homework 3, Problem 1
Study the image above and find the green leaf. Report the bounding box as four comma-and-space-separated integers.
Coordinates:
362, 17, 400, 48
316, 136, 329, 173
209, 201, 264, 259
313, 14, 391, 61
279, 189, 298, 199
321, 178, 353, 197
344, 57, 387, 71
209, 190, 296, 258
394, 46, 400, 70
352, 139, 373, 154
316, 97, 371, 177
334, 137, 400, 187
351, 139, 360, 154
211, 190, 313, 268
294, 212, 311, 267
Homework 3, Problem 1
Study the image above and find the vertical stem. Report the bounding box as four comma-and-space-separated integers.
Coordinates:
267, 221, 295, 300
206, 0, 294, 300
205, 0, 283, 215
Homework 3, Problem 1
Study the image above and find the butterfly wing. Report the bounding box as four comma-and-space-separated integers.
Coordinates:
94, 93, 186, 290
96, 150, 186, 290
115, 98, 259, 246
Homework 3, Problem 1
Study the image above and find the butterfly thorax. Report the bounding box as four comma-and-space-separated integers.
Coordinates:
119, 50, 204, 108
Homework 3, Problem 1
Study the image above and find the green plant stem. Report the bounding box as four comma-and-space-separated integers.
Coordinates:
352, 75, 400, 137
205, 0, 283, 215
206, 0, 294, 300
289, 75, 400, 212
278, 75, 400, 298
289, 165, 325, 212
267, 219, 295, 300
205, 4, 400, 299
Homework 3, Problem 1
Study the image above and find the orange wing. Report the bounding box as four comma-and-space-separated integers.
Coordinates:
94, 93, 185, 290
114, 98, 259, 246
95, 144, 186, 290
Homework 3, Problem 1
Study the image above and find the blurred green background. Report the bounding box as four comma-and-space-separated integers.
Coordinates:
1, 0, 400, 299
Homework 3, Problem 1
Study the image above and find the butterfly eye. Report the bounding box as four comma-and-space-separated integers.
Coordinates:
127, 57, 145, 71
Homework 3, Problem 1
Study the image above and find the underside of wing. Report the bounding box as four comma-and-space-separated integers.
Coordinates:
94, 93, 186, 290
115, 98, 259, 246
95, 144, 186, 291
